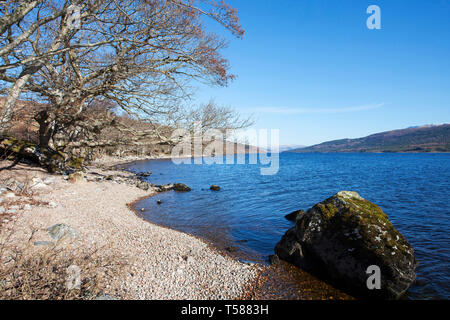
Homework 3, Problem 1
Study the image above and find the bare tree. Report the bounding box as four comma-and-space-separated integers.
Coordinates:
1, 0, 251, 170
179, 99, 253, 134
0, 0, 103, 133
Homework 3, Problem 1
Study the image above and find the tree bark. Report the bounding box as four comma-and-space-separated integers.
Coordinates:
34, 109, 56, 149
0, 72, 32, 134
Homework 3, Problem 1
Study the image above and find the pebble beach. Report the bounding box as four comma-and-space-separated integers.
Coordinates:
0, 159, 258, 299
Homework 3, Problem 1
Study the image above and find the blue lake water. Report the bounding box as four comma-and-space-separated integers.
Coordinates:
126, 153, 450, 300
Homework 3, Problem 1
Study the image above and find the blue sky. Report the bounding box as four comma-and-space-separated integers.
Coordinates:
193, 0, 450, 146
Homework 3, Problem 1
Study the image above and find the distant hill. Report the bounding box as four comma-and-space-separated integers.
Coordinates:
265, 144, 306, 153
278, 145, 306, 152
287, 124, 450, 153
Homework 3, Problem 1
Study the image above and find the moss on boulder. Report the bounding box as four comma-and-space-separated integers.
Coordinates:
0, 136, 84, 173
275, 191, 418, 299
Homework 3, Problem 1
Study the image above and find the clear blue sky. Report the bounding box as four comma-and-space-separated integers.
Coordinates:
193, 0, 450, 146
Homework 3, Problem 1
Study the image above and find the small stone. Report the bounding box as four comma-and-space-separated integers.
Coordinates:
68, 172, 86, 183
157, 200, 162, 205
210, 185, 221, 191
48, 201, 58, 208
47, 224, 79, 240
43, 177, 56, 184
34, 241, 55, 247
226, 246, 238, 253
268, 254, 280, 265
140, 208, 145, 212
95, 294, 117, 300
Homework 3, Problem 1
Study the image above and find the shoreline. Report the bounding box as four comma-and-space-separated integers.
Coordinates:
0, 155, 354, 300
0, 158, 259, 299
119, 155, 354, 300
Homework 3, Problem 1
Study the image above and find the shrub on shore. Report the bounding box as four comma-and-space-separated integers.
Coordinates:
0, 230, 127, 300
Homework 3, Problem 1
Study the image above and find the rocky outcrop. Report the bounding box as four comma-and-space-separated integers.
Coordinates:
155, 184, 174, 192
275, 191, 417, 299
137, 171, 152, 177
173, 183, 191, 192
136, 180, 150, 191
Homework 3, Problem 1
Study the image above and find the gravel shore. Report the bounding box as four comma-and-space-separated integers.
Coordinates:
0, 160, 258, 299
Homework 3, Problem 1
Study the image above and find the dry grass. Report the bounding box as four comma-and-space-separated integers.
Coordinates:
0, 229, 128, 300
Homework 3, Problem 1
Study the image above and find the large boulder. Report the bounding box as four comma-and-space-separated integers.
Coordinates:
275, 191, 417, 299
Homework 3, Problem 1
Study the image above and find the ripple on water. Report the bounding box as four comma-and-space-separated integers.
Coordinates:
128, 153, 450, 299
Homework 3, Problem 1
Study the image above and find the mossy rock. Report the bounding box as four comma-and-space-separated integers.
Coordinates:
0, 136, 66, 173
66, 157, 85, 171
275, 191, 418, 299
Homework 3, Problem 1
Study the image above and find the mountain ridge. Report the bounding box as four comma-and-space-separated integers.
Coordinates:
288, 124, 450, 153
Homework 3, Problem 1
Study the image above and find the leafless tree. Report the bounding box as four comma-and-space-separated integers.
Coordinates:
1, 0, 251, 168
0, 1, 105, 132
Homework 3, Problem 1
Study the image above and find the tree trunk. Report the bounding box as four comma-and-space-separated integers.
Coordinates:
0, 73, 32, 134
35, 109, 57, 150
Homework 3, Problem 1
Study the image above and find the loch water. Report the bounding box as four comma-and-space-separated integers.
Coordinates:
126, 153, 450, 299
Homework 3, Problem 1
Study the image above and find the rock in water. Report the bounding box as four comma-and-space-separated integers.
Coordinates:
210, 185, 221, 191
138, 171, 152, 177
136, 181, 150, 191
285, 209, 305, 221
274, 191, 417, 299
173, 183, 191, 192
